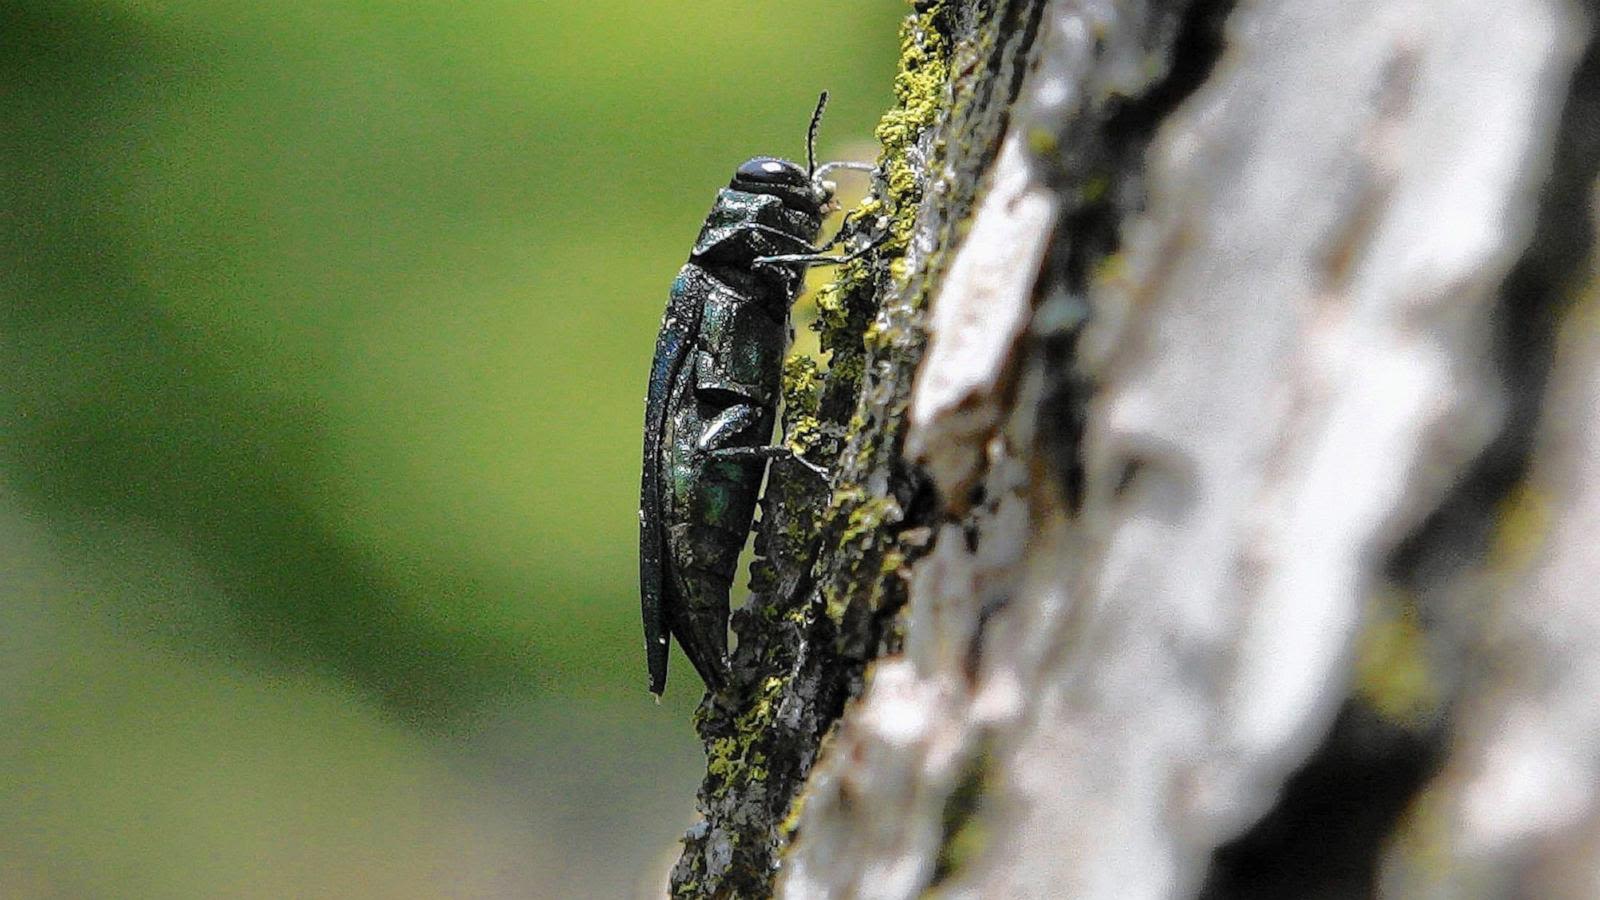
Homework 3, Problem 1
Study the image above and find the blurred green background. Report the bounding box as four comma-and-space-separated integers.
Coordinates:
2, 2, 902, 895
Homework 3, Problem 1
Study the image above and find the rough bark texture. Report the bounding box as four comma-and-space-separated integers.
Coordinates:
667, 0, 1600, 897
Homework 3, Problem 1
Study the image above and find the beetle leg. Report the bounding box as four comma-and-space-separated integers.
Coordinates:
742, 224, 824, 254
750, 243, 874, 266
709, 445, 829, 480
754, 214, 891, 267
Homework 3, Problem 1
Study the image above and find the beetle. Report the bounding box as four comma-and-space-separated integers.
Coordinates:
640, 92, 872, 696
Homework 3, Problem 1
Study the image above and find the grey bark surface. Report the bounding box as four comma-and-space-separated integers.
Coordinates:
666, 1, 1600, 897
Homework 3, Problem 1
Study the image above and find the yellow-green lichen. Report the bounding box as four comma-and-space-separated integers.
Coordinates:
817, 491, 902, 623
828, 347, 867, 386
810, 273, 858, 357
1026, 124, 1059, 157
809, 0, 951, 360
875, 6, 951, 171
862, 317, 889, 352
1353, 589, 1440, 728
706, 736, 740, 781
843, 496, 900, 546
1487, 484, 1551, 576
778, 788, 809, 838
826, 484, 867, 523
782, 354, 827, 456
821, 577, 856, 625
703, 682, 787, 803
782, 354, 823, 414
927, 750, 994, 890
1092, 250, 1128, 285
1384, 785, 1455, 890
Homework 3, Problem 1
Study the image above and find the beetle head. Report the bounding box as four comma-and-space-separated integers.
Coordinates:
726, 92, 838, 216
731, 157, 832, 216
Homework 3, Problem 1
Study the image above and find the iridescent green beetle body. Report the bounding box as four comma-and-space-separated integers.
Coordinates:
640, 152, 831, 696
641, 93, 882, 697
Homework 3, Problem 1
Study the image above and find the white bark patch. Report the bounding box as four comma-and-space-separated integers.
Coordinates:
780, 0, 1587, 897
905, 134, 1057, 506
1380, 300, 1600, 897
975, 1, 1576, 896
779, 660, 969, 900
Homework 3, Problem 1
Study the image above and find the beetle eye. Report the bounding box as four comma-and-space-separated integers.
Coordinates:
734, 157, 808, 187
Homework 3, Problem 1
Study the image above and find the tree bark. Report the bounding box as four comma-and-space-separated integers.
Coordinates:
668, 1, 1600, 897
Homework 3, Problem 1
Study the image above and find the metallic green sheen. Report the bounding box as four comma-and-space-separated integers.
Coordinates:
639, 178, 824, 695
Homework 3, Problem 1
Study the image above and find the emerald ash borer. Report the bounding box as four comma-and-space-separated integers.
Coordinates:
639, 92, 873, 696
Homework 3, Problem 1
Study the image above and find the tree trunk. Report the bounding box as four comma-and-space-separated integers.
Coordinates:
668, 1, 1600, 897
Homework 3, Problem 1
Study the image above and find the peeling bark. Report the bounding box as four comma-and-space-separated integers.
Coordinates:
664, 1, 1600, 897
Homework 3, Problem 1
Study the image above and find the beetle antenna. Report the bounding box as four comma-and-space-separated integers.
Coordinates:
814, 161, 875, 180
807, 90, 828, 178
